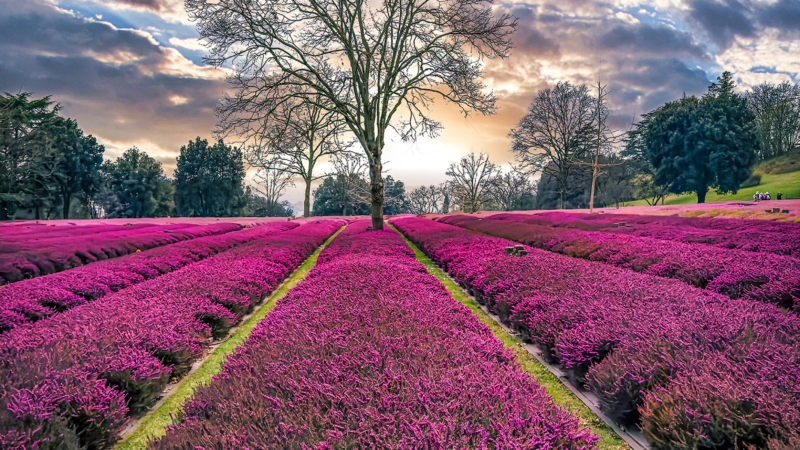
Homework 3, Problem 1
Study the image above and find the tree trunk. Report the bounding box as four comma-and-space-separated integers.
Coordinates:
304, 179, 311, 218
697, 188, 707, 204
368, 157, 384, 230
63, 193, 71, 219
0, 200, 10, 221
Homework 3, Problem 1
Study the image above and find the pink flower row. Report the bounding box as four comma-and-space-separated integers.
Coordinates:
0, 220, 344, 449
0, 221, 298, 333
392, 217, 800, 450
151, 222, 597, 450
498, 211, 800, 258
440, 214, 800, 311
0, 222, 249, 284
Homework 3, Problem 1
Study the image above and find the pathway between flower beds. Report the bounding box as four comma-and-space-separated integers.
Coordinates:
116, 225, 345, 450
386, 223, 631, 450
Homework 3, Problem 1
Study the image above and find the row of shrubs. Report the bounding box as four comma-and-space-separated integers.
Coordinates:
440, 214, 800, 311
150, 222, 597, 449
501, 211, 800, 258
0, 220, 344, 449
0, 221, 299, 333
0, 222, 246, 284
393, 217, 800, 450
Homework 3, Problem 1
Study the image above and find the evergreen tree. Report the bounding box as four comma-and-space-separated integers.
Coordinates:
0, 93, 61, 220
100, 147, 174, 218
174, 137, 246, 216
634, 72, 757, 203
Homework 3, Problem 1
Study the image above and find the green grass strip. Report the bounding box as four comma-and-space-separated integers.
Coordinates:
388, 223, 629, 450
116, 226, 345, 450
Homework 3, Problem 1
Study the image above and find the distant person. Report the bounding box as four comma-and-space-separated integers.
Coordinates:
778, 192, 783, 200
754, 191, 760, 202
766, 191, 771, 200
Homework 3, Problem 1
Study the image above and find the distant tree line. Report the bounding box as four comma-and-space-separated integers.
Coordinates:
0, 92, 295, 220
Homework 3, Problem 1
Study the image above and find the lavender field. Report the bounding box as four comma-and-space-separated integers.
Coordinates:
0, 211, 797, 450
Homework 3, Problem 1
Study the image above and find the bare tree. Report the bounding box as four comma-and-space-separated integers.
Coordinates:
330, 151, 368, 216
509, 81, 597, 209
745, 81, 800, 160
252, 163, 295, 215
224, 89, 349, 218
187, 0, 517, 229
407, 184, 444, 214
446, 152, 498, 213
488, 164, 536, 211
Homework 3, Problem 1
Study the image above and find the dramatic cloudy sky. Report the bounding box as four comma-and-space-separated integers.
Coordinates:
2, 0, 799, 210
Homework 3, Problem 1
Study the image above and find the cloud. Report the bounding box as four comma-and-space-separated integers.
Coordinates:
0, 0, 228, 176
686, 0, 755, 49
168, 37, 208, 52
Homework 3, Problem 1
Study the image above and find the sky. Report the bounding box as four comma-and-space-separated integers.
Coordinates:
2, 0, 799, 212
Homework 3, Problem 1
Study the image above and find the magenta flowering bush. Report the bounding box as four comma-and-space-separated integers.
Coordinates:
392, 217, 800, 450
0, 222, 249, 284
0, 220, 343, 449
439, 214, 800, 310
0, 221, 299, 333
150, 222, 598, 450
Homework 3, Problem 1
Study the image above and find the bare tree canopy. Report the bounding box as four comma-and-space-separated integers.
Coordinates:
487, 164, 536, 211
446, 152, 498, 213
745, 81, 800, 160
252, 164, 295, 214
187, 0, 517, 229
225, 90, 349, 217
509, 81, 597, 209
407, 183, 447, 214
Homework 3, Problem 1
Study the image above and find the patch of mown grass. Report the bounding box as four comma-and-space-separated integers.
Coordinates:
115, 226, 345, 450
623, 170, 800, 207
389, 222, 629, 450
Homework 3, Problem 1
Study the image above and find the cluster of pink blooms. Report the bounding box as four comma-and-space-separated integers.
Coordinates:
0, 221, 249, 284
0, 222, 299, 333
439, 214, 800, 311
151, 222, 598, 450
0, 220, 344, 449
392, 217, 800, 450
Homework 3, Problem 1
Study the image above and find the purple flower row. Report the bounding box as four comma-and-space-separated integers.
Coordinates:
150, 222, 598, 450
0, 222, 250, 284
392, 217, 800, 450
439, 215, 800, 311
0, 221, 299, 334
0, 220, 344, 450
495, 211, 800, 258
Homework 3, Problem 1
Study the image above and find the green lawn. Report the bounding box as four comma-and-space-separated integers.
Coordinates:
623, 170, 800, 206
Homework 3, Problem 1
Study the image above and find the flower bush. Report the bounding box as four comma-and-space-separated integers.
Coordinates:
392, 217, 800, 450
150, 222, 597, 450
0, 220, 343, 449
439, 214, 800, 310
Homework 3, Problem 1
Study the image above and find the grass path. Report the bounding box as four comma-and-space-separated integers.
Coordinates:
389, 223, 629, 450
115, 226, 345, 450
